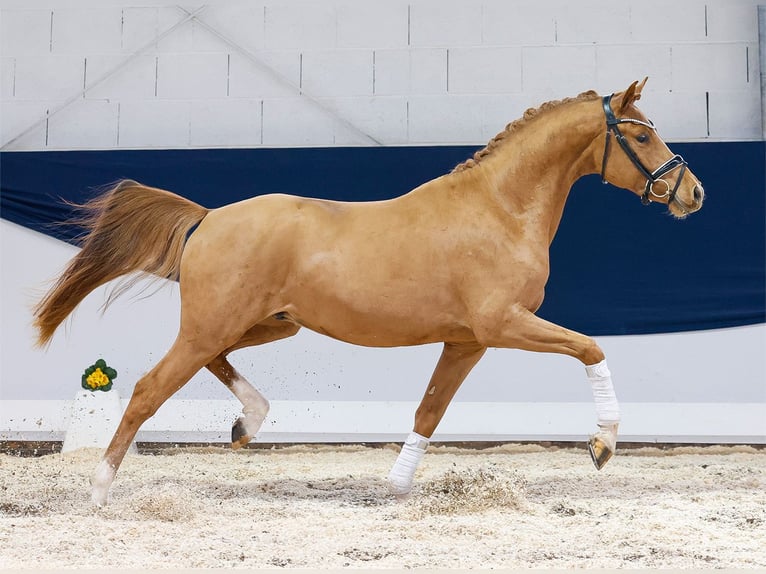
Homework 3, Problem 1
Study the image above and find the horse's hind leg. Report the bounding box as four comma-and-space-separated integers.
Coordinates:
388, 341, 486, 495
91, 337, 218, 506
206, 322, 300, 449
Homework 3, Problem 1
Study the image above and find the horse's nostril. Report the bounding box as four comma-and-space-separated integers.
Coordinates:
693, 185, 703, 204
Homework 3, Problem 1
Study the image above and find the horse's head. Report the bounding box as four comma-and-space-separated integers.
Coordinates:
600, 78, 704, 219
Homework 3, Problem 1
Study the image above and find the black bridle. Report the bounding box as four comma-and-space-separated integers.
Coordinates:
600, 94, 688, 207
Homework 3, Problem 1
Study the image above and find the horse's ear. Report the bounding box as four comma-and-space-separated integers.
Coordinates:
618, 77, 648, 113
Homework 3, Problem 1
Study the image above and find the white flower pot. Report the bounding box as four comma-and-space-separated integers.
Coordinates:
62, 389, 137, 454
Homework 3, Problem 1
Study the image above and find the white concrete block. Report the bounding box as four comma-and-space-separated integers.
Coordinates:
47, 99, 118, 149
705, 2, 759, 42
672, 43, 751, 91
190, 3, 266, 53
264, 3, 337, 50
156, 53, 228, 99
373, 48, 447, 95
409, 0, 482, 47
13, 55, 84, 101
121, 7, 160, 52
117, 100, 190, 148
522, 46, 596, 95
596, 45, 673, 94
84, 54, 156, 100
262, 97, 336, 146
301, 50, 373, 97
0, 9, 51, 56
630, 1, 707, 43
408, 95, 484, 144
708, 89, 761, 140
554, 1, 631, 44
482, 0, 555, 46
228, 51, 300, 98
0, 100, 48, 149
190, 99, 262, 147
636, 90, 708, 141
479, 93, 543, 141
448, 47, 521, 94
329, 96, 407, 144
156, 6, 194, 53
336, 1, 409, 49
51, 8, 123, 54
61, 390, 135, 454
1, 58, 15, 99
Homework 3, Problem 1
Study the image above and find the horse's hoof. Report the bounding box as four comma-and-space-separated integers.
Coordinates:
588, 422, 619, 470
231, 418, 251, 450
588, 435, 614, 470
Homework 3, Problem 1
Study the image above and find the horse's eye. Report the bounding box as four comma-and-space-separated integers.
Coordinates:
636, 133, 649, 143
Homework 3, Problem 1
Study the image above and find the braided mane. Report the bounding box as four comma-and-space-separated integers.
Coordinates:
452, 90, 601, 173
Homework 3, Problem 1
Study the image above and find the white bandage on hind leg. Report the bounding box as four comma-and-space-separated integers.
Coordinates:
387, 431, 429, 495
585, 359, 620, 425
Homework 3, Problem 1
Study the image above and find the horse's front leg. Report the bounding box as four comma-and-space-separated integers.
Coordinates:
475, 304, 620, 470
388, 341, 486, 495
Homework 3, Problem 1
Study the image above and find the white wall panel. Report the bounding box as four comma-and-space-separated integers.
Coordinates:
629, 1, 708, 43
0, 9, 51, 55
84, 54, 156, 100
121, 7, 162, 52
448, 47, 522, 94
301, 50, 373, 97
117, 100, 190, 148
261, 97, 337, 146
330, 96, 408, 144
189, 4, 265, 53
409, 0, 482, 47
708, 90, 762, 139
554, 2, 632, 45
263, 3, 337, 50
0, 100, 47, 148
336, 1, 408, 50
408, 95, 484, 143
13, 55, 84, 100
672, 44, 752, 91
190, 99, 262, 147
522, 46, 596, 95
706, 2, 759, 42
0, 58, 14, 98
481, 1, 555, 46
373, 48, 447, 95
228, 52, 300, 98
156, 53, 228, 99
50, 8, 123, 54
595, 45, 673, 94
47, 99, 118, 149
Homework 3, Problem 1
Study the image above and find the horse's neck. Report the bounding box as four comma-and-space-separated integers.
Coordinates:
479, 103, 602, 243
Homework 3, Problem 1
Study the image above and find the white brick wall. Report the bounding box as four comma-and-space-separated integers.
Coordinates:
0, 0, 761, 150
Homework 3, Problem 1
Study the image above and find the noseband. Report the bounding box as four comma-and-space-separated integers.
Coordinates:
600, 94, 688, 207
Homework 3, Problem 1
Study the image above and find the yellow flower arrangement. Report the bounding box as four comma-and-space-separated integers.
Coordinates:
81, 359, 117, 392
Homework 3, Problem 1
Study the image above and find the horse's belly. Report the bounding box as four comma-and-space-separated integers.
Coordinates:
281, 293, 475, 348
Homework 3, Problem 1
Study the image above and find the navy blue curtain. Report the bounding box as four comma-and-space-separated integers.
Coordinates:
1, 142, 763, 335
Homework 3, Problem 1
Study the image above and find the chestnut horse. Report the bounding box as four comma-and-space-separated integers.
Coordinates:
34, 79, 703, 506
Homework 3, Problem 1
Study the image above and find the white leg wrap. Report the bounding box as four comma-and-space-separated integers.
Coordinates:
387, 432, 429, 496
91, 459, 116, 507
585, 359, 620, 425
